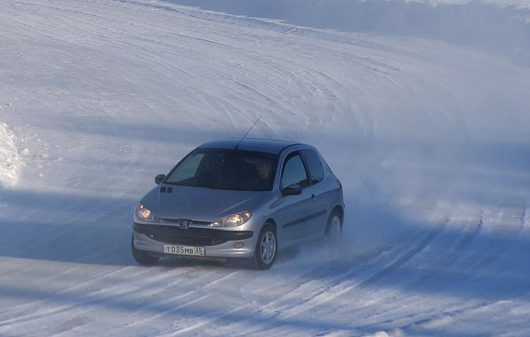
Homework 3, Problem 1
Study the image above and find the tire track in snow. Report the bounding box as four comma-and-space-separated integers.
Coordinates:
0, 265, 176, 325
11, 0, 384, 136
340, 205, 529, 333
155, 248, 387, 336
100, 268, 243, 336
455, 205, 527, 274
231, 214, 490, 335
194, 226, 445, 336
340, 220, 484, 331
280, 226, 444, 320
0, 266, 135, 326
357, 225, 445, 289
0, 265, 235, 334
7, 0, 383, 144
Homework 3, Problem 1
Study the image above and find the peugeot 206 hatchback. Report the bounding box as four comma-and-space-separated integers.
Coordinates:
132, 138, 344, 269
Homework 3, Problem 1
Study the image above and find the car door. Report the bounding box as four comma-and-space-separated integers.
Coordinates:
274, 151, 315, 245
300, 149, 329, 237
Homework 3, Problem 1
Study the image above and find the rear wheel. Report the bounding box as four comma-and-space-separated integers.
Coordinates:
253, 224, 277, 270
326, 210, 343, 244
131, 235, 159, 266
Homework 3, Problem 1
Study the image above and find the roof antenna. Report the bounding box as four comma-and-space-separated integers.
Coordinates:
235, 116, 261, 150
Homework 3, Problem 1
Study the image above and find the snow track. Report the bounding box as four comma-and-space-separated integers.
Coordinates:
1, 0, 530, 336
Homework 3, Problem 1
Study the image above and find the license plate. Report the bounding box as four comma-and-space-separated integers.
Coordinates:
163, 244, 205, 256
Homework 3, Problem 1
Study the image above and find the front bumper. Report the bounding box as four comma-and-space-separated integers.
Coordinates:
132, 223, 256, 258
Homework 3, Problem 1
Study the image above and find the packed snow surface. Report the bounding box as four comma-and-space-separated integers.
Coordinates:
1, 0, 530, 336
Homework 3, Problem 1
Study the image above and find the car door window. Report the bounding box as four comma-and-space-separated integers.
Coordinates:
281, 153, 309, 189
301, 150, 324, 184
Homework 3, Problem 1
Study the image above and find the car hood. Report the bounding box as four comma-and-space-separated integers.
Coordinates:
141, 185, 271, 222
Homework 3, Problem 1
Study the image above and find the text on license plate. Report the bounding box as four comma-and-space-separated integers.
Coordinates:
163, 245, 205, 256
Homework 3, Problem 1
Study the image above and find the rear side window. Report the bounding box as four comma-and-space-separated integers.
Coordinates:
281, 153, 309, 189
301, 150, 324, 184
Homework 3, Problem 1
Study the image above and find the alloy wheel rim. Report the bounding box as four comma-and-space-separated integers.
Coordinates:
260, 231, 276, 265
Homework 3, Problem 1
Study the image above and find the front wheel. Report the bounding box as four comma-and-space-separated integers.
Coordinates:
131, 235, 159, 266
253, 224, 277, 270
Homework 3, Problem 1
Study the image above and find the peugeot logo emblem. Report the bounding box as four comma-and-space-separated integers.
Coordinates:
176, 219, 191, 230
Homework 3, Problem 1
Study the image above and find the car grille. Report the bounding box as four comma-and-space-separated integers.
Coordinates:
133, 223, 253, 246
150, 234, 226, 246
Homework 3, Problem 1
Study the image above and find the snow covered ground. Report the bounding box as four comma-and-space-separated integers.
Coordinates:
165, 0, 530, 66
0, 0, 529, 336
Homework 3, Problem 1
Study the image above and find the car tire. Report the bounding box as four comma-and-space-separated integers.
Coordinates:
325, 209, 343, 244
131, 235, 159, 266
253, 224, 277, 270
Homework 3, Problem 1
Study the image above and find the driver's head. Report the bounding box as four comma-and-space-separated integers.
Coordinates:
257, 160, 272, 180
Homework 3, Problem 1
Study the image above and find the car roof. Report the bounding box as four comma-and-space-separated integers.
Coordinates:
198, 138, 303, 154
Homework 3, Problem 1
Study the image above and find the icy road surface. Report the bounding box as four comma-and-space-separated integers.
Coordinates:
1, 0, 530, 336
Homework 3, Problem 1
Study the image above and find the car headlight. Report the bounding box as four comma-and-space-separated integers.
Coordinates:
210, 211, 252, 228
135, 203, 157, 222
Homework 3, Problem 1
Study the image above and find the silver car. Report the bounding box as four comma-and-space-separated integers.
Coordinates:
132, 138, 344, 269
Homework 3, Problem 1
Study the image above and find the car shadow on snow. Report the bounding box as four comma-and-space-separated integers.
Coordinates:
0, 188, 138, 267
0, 186, 303, 269
25, 113, 238, 146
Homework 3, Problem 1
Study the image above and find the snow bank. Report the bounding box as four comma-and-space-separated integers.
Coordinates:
0, 122, 21, 188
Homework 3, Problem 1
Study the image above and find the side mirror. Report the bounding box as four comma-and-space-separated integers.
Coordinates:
155, 174, 166, 185
281, 183, 302, 196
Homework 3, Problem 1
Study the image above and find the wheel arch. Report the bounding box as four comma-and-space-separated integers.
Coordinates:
263, 218, 277, 233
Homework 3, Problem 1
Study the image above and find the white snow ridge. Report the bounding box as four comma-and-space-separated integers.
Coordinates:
0, 122, 20, 188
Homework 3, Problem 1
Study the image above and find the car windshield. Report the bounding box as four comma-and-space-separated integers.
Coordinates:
165, 148, 277, 191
